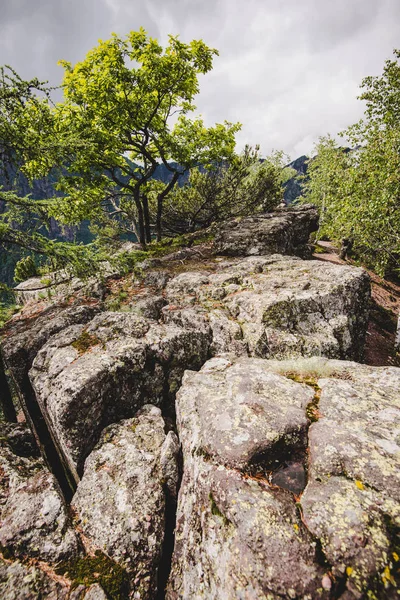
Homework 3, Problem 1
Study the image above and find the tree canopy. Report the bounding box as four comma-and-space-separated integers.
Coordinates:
23, 29, 241, 245
162, 146, 293, 233
0, 66, 101, 287
304, 49, 400, 276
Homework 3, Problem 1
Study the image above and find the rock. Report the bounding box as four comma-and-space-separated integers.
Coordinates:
1, 303, 99, 390
72, 406, 179, 600
144, 270, 171, 289
29, 312, 210, 482
168, 357, 400, 599
213, 204, 319, 257
0, 422, 39, 458
175, 357, 313, 471
0, 423, 79, 564
164, 254, 370, 361
129, 295, 166, 320
1, 303, 101, 495
299, 360, 400, 597
168, 357, 326, 599
0, 558, 69, 599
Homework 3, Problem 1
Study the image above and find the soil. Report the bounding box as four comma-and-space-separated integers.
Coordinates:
313, 242, 400, 367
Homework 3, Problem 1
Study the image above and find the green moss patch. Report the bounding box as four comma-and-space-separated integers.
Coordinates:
71, 331, 102, 354
55, 550, 129, 600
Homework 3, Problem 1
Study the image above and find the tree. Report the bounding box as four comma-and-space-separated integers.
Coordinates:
162, 146, 293, 233
304, 49, 400, 276
23, 29, 240, 245
0, 66, 100, 285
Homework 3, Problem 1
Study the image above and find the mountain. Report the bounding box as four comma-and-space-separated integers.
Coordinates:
283, 154, 309, 204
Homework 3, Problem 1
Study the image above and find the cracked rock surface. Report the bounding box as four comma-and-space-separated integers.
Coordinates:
167, 357, 400, 599
213, 204, 319, 257
0, 423, 78, 564
72, 405, 179, 600
29, 312, 210, 482
163, 254, 370, 361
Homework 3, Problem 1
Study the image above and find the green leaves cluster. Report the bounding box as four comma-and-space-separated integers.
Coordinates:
162, 146, 293, 233
304, 49, 400, 276
23, 29, 240, 245
0, 68, 103, 289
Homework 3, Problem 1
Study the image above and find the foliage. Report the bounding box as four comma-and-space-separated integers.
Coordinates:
0, 67, 104, 287
304, 49, 400, 276
162, 146, 293, 233
23, 29, 240, 245
13, 255, 38, 283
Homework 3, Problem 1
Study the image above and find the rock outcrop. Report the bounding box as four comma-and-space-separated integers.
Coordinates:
29, 312, 209, 482
72, 405, 179, 599
168, 357, 400, 599
1, 205, 397, 599
0, 422, 78, 564
213, 204, 318, 257
163, 254, 370, 361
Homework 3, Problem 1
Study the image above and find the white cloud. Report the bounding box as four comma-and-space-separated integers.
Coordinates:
0, 0, 399, 158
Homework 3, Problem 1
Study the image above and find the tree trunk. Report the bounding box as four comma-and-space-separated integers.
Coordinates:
156, 171, 181, 242
134, 191, 146, 247
395, 312, 400, 353
0, 351, 17, 422
156, 196, 163, 242
142, 195, 152, 244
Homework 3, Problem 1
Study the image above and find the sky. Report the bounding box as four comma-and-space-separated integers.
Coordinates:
1, 0, 400, 160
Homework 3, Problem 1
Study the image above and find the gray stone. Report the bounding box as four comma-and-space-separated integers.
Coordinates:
299, 360, 400, 597
176, 357, 313, 470
164, 254, 370, 361
168, 357, 400, 599
72, 406, 178, 600
0, 425, 78, 564
129, 295, 166, 320
0, 558, 69, 599
1, 303, 99, 389
29, 311, 210, 481
168, 357, 327, 599
213, 204, 319, 257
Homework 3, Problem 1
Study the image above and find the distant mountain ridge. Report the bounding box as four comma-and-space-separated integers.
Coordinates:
283, 155, 308, 204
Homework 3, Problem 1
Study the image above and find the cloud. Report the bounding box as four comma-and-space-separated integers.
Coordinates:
0, 0, 399, 157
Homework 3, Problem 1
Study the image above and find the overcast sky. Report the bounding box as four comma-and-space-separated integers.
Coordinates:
1, 0, 399, 159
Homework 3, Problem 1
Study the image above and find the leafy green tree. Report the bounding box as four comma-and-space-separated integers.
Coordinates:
0, 67, 102, 286
162, 146, 293, 233
24, 29, 240, 245
304, 49, 400, 276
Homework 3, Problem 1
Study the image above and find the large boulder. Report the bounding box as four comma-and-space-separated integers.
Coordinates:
1, 303, 100, 389
72, 406, 179, 600
213, 204, 319, 257
300, 360, 400, 598
1, 302, 101, 495
167, 357, 400, 599
164, 254, 370, 361
29, 312, 210, 482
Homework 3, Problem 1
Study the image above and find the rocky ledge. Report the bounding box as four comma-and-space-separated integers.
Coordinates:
168, 356, 400, 599
0, 205, 398, 599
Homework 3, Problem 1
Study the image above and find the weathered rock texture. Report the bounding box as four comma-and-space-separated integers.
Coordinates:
29, 311, 209, 482
168, 357, 400, 599
72, 405, 179, 599
0, 423, 78, 564
0, 558, 70, 600
0, 205, 386, 600
213, 204, 319, 257
164, 254, 370, 361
